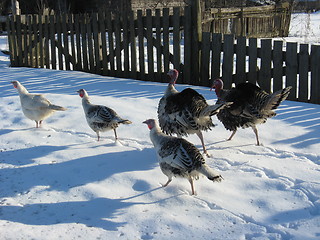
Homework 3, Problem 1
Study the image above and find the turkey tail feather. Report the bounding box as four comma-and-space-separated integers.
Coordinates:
200, 102, 232, 117
119, 119, 132, 124
199, 164, 223, 182
49, 105, 67, 111
264, 86, 292, 111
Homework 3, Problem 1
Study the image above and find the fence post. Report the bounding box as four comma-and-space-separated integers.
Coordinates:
190, 0, 202, 85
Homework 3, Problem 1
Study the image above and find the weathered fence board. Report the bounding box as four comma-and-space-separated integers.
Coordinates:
6, 8, 320, 104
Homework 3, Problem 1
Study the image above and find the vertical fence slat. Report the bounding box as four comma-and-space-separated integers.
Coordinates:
74, 14, 82, 71
68, 14, 76, 70
248, 37, 257, 84
310, 45, 320, 104
81, 15, 89, 72
44, 15, 50, 68
235, 36, 246, 84
16, 15, 23, 66
122, 12, 130, 78
155, 9, 162, 83
273, 40, 283, 91
259, 39, 272, 92
211, 33, 222, 81
200, 32, 210, 86
173, 7, 181, 73
98, 11, 108, 75
114, 14, 122, 76
286, 42, 298, 100
162, 8, 170, 77
49, 15, 56, 69
62, 14, 70, 70
129, 11, 137, 79
87, 16, 95, 73
106, 12, 115, 76
137, 10, 145, 80
183, 6, 192, 84
38, 15, 44, 68
92, 13, 101, 75
56, 15, 64, 70
7, 17, 14, 66
32, 15, 39, 68
146, 9, 154, 80
298, 44, 309, 102
222, 34, 234, 88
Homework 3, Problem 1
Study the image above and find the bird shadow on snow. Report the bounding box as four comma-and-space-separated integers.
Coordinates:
0, 148, 162, 230
272, 103, 320, 151
0, 147, 157, 198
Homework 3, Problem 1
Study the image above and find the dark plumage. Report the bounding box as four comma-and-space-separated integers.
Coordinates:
212, 79, 292, 145
158, 69, 229, 156
143, 119, 223, 195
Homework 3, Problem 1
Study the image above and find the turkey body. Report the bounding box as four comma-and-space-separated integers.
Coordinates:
212, 79, 292, 145
158, 69, 228, 155
11, 81, 67, 127
77, 89, 132, 141
144, 119, 223, 195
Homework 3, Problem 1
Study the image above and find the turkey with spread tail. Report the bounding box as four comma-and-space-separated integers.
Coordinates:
11, 80, 67, 128
143, 119, 223, 195
77, 89, 132, 141
158, 69, 230, 156
211, 79, 292, 145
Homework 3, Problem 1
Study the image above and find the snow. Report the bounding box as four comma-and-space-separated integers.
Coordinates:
0, 12, 320, 240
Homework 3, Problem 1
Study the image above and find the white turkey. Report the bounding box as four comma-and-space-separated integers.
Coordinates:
143, 119, 223, 195
11, 80, 67, 128
158, 69, 230, 156
211, 79, 292, 145
77, 89, 132, 141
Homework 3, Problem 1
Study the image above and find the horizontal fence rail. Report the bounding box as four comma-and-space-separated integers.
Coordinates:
6, 8, 320, 104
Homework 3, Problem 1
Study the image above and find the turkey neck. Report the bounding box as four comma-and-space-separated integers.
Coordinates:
149, 125, 167, 147
16, 84, 29, 95
165, 83, 179, 97
81, 96, 92, 110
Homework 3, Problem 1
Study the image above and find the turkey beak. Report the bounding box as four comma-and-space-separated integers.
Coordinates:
142, 120, 148, 124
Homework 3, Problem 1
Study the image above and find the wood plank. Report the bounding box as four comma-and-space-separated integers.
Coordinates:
56, 15, 64, 70
235, 36, 246, 84
68, 14, 76, 70
129, 11, 137, 79
200, 32, 210, 86
122, 12, 130, 78
92, 13, 101, 74
154, 9, 162, 83
137, 10, 145, 80
211, 33, 222, 81
106, 11, 115, 75
272, 40, 283, 91
285, 42, 298, 100
173, 7, 181, 73
86, 15, 95, 73
183, 6, 192, 84
248, 37, 257, 84
38, 15, 44, 68
298, 44, 309, 102
98, 11, 108, 75
44, 15, 50, 68
114, 14, 122, 76
15, 15, 23, 66
146, 9, 154, 81
27, 15, 34, 67
259, 39, 272, 92
310, 45, 320, 104
61, 14, 70, 70
162, 8, 170, 77
80, 15, 89, 72
32, 15, 39, 68
7, 16, 16, 66
74, 14, 82, 70
222, 34, 234, 88
49, 15, 56, 69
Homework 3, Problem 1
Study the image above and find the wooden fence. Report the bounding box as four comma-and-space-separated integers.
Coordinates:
6, 7, 320, 104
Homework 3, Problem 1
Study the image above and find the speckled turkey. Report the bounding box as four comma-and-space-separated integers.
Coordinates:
143, 119, 223, 195
77, 89, 132, 141
211, 79, 292, 145
158, 69, 230, 156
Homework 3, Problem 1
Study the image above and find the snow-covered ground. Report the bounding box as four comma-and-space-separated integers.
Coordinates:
0, 13, 319, 240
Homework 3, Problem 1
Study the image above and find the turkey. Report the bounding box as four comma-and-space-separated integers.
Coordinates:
77, 89, 132, 141
11, 80, 67, 128
211, 79, 292, 145
158, 69, 230, 156
143, 119, 223, 195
